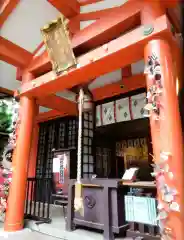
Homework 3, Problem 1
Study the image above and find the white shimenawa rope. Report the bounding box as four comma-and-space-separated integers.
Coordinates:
77, 88, 84, 183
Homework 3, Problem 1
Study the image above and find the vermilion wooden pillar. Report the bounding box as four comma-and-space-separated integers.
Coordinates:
141, 0, 164, 164
141, 0, 165, 205
27, 105, 39, 201
4, 72, 36, 232
144, 39, 184, 240
142, 1, 184, 239
28, 106, 39, 178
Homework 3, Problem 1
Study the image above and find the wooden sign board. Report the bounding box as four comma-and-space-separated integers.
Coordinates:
41, 15, 77, 75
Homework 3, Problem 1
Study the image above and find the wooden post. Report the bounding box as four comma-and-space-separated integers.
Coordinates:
4, 72, 36, 232
142, 1, 184, 239
28, 105, 39, 178
103, 186, 114, 240
27, 104, 39, 202
141, 1, 165, 234
144, 39, 184, 240
66, 180, 75, 231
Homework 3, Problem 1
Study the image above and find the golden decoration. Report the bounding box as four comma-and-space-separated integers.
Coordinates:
41, 15, 77, 75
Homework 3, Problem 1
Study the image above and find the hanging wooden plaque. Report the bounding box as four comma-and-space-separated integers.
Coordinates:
41, 15, 77, 75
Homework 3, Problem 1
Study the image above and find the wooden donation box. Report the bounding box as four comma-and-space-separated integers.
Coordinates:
53, 148, 77, 194
66, 179, 129, 240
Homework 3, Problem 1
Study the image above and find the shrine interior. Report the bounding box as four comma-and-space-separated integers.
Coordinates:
94, 118, 151, 179
94, 93, 152, 180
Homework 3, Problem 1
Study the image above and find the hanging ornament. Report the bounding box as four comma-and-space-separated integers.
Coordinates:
144, 103, 154, 111
144, 53, 163, 120
169, 202, 180, 212
151, 165, 163, 177
153, 64, 162, 81
143, 112, 151, 118
162, 193, 174, 203
146, 91, 152, 101
144, 51, 180, 239
168, 172, 174, 180
161, 151, 171, 157
151, 151, 178, 239
157, 175, 166, 190
159, 152, 170, 163
157, 210, 168, 220
162, 227, 174, 240
159, 220, 165, 233
161, 234, 172, 240
157, 202, 164, 210
167, 186, 178, 196
163, 164, 169, 172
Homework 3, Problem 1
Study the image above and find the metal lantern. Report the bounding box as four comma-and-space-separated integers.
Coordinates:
77, 89, 93, 113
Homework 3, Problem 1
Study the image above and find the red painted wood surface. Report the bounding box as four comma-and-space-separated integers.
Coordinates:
0, 0, 20, 27
21, 15, 171, 98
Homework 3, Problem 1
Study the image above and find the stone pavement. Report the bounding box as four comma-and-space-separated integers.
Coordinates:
25, 205, 129, 240
0, 205, 133, 240
0, 228, 65, 240
0, 224, 133, 240
0, 230, 133, 240
0, 226, 134, 240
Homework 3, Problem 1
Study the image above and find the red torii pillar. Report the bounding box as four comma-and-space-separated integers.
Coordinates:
27, 105, 39, 201
142, 1, 184, 240
4, 71, 37, 232
28, 106, 39, 179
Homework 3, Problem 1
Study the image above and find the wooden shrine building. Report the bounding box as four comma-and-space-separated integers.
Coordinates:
0, 0, 183, 240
